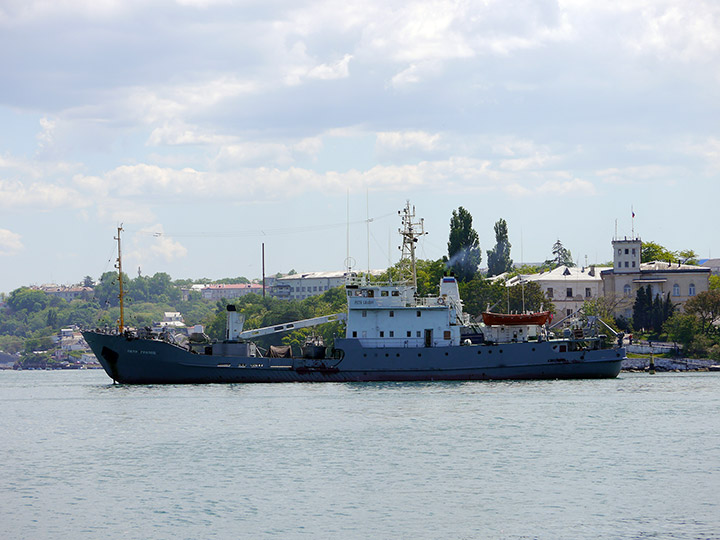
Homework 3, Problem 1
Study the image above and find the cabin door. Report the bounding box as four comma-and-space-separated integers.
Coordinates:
424, 329, 433, 347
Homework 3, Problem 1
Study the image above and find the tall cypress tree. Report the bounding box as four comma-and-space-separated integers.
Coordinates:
633, 285, 650, 330
487, 218, 513, 277
447, 207, 481, 282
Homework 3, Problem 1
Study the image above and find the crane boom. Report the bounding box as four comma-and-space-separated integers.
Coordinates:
237, 312, 347, 340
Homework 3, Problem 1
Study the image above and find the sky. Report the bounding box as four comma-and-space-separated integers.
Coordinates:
1, 0, 719, 293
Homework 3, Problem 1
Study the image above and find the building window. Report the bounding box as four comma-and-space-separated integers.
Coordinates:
416, 331, 421, 337
392, 291, 399, 296
381, 290, 389, 297
566, 288, 573, 298
585, 288, 591, 298
631, 248, 636, 255
566, 309, 572, 316
352, 331, 357, 337
673, 284, 680, 296
617, 262, 621, 268
618, 249, 621, 255
624, 261, 629, 268
547, 287, 553, 298
625, 248, 629, 255
407, 331, 411, 337
389, 331, 394, 337
632, 261, 636, 267
362, 310, 367, 317
417, 310, 421, 317
624, 284, 631, 296
379, 331, 384, 337
389, 311, 394, 317
689, 284, 696, 296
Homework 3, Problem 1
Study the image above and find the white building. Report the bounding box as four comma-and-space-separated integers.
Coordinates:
200, 283, 264, 300
601, 237, 711, 319
34, 284, 93, 301
270, 271, 351, 300
506, 265, 609, 318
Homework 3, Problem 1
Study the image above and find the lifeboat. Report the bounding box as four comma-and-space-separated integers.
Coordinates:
481, 311, 551, 326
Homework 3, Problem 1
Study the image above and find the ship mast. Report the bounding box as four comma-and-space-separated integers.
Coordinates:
114, 225, 125, 333
398, 201, 426, 289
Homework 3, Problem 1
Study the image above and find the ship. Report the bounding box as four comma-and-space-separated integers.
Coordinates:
82, 203, 625, 384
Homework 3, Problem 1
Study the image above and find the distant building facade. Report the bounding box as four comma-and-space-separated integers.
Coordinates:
199, 283, 264, 300
601, 237, 711, 319
270, 271, 350, 300
700, 258, 720, 275
33, 284, 93, 301
506, 265, 609, 319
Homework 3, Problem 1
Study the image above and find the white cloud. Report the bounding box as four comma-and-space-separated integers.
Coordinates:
376, 130, 442, 153
0, 229, 23, 255
147, 122, 233, 147
538, 178, 596, 196
150, 234, 188, 262
597, 165, 677, 185
0, 179, 88, 209
684, 137, 720, 171
307, 54, 353, 80
627, 1, 720, 62
37, 117, 56, 151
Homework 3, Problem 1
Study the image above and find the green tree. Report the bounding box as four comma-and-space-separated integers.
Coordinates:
632, 285, 650, 331
664, 313, 699, 346
6, 288, 49, 313
46, 308, 58, 328
486, 218, 513, 277
458, 277, 506, 317
641, 241, 676, 263
507, 281, 553, 314
709, 275, 720, 290
447, 207, 481, 282
677, 249, 699, 265
543, 240, 574, 270
684, 290, 720, 335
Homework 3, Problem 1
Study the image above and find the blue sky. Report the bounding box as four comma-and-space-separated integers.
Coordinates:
1, 0, 719, 293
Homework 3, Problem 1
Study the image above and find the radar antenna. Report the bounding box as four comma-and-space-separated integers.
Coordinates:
398, 201, 427, 289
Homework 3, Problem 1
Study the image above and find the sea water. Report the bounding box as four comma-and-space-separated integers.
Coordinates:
1, 370, 719, 540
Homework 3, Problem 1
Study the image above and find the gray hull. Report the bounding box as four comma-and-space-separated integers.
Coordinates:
83, 331, 624, 384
